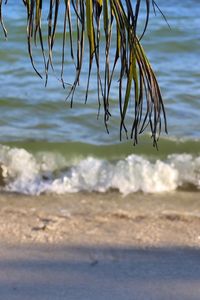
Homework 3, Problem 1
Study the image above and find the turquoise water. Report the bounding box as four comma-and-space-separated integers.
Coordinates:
0, 1, 200, 195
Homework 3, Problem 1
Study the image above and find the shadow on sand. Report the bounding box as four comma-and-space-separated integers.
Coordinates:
0, 244, 200, 300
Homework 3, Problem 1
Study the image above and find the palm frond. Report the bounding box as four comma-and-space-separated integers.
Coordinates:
0, 0, 7, 38
0, 0, 167, 146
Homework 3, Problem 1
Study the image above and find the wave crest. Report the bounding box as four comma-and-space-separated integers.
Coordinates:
0, 145, 200, 195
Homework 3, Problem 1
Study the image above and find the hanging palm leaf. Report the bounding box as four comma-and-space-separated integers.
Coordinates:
0, 0, 167, 147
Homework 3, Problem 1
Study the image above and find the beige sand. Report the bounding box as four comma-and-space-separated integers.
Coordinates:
1, 191, 200, 246
0, 191, 200, 299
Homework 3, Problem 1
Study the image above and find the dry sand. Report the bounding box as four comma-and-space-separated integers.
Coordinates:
0, 191, 200, 299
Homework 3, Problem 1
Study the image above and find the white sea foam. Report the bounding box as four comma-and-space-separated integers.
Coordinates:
0, 145, 200, 195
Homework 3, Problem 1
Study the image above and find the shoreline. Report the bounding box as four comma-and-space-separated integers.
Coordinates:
1, 190, 200, 247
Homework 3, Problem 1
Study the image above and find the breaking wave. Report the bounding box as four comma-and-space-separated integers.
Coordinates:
0, 145, 200, 195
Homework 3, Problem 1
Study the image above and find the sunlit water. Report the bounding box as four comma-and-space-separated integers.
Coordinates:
0, 0, 200, 195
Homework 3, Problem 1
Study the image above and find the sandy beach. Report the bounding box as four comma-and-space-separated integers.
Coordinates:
1, 191, 200, 299
1, 0, 200, 298
1, 191, 200, 246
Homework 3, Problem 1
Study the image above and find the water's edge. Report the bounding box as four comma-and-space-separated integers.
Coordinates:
1, 140, 200, 195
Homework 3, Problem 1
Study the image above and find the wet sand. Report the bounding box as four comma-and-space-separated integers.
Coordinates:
1, 191, 200, 246
0, 191, 200, 299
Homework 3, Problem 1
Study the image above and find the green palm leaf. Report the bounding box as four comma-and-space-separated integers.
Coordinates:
0, 0, 167, 146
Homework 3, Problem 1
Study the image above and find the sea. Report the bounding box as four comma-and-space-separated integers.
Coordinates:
0, 0, 199, 196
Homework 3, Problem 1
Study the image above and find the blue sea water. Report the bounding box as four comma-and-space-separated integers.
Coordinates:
0, 0, 200, 195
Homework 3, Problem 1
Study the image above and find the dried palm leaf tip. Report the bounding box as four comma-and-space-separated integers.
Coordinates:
0, 0, 167, 147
